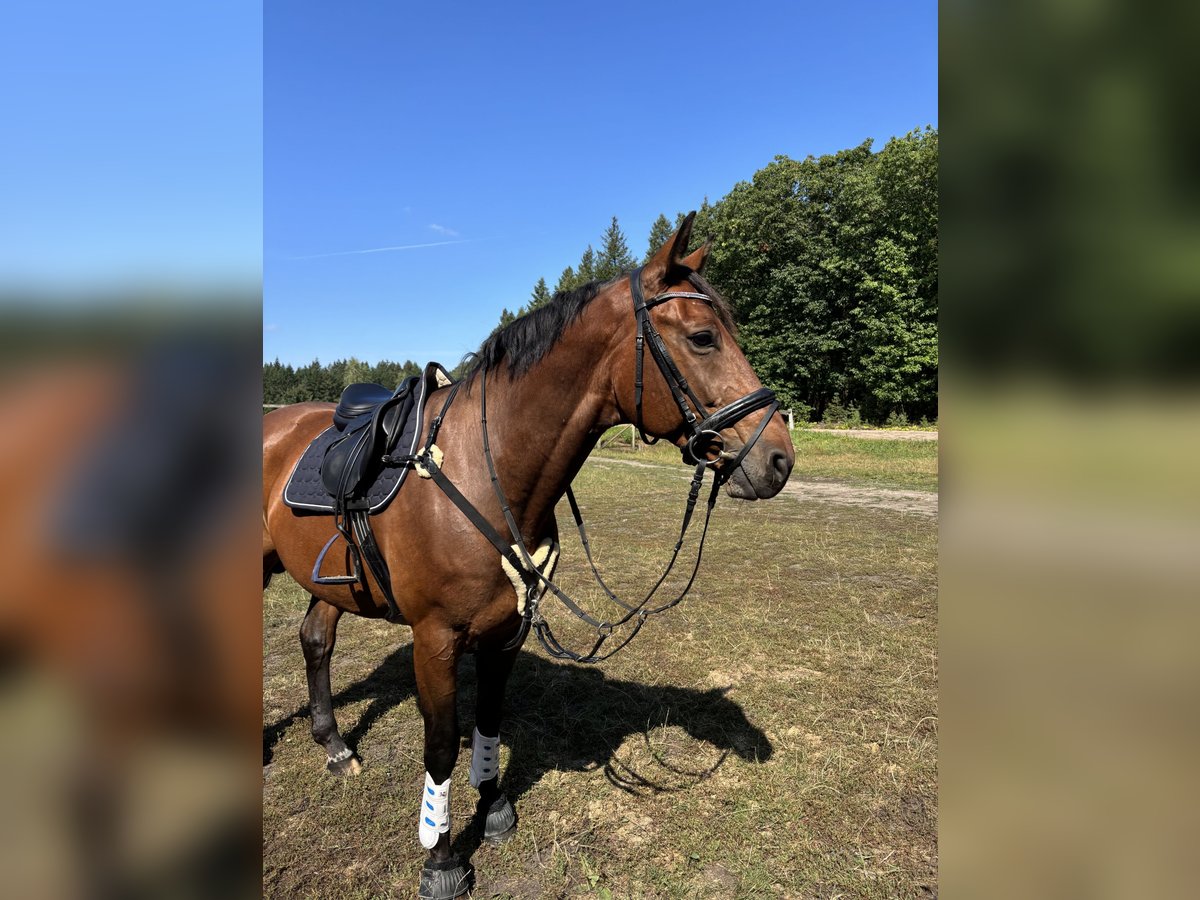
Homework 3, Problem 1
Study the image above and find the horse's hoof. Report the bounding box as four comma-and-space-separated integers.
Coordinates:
325, 752, 362, 776
417, 857, 473, 900
480, 793, 517, 844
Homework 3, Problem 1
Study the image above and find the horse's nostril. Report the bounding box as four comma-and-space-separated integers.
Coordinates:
770, 449, 790, 483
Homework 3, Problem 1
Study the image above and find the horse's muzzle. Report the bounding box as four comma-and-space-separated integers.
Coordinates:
722, 442, 792, 500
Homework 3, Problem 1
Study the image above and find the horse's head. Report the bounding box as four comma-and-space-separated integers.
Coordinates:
610, 213, 794, 500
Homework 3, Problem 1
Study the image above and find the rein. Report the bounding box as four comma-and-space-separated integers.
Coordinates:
418, 267, 779, 663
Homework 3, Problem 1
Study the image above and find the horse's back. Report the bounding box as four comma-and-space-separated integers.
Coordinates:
262, 403, 333, 505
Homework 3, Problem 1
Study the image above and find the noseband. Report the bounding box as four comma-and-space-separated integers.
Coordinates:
629, 266, 779, 471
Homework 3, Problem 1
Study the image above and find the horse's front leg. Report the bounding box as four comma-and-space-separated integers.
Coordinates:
411, 620, 472, 900
471, 639, 520, 843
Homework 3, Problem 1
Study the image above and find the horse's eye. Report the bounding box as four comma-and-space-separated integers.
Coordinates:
689, 332, 715, 349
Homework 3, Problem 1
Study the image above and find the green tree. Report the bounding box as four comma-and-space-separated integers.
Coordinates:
704, 142, 880, 416
704, 131, 938, 422
846, 128, 938, 421
369, 360, 402, 388
528, 277, 552, 311
343, 356, 368, 387
645, 213, 674, 261
295, 359, 339, 402
554, 266, 576, 294
595, 216, 637, 280
576, 245, 596, 285
490, 307, 519, 336
262, 358, 296, 405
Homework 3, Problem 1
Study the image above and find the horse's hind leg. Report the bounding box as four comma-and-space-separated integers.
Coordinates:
299, 597, 360, 775
471, 642, 520, 843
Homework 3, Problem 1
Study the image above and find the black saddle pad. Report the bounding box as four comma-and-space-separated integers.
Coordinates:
282, 374, 436, 515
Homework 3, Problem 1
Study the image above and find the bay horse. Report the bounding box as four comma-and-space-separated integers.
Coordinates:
261, 215, 794, 898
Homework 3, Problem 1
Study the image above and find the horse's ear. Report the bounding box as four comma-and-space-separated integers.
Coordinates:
644, 211, 697, 286
681, 241, 710, 274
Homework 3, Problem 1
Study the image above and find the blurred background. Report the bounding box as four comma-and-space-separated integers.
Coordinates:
0, 2, 261, 897
943, 0, 1200, 897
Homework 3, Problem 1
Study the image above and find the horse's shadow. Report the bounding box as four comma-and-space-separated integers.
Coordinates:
264, 642, 773, 859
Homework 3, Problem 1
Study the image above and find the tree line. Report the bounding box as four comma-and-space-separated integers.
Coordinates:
265, 128, 937, 422
263, 357, 423, 405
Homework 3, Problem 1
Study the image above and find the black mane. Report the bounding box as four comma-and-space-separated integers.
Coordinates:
465, 268, 736, 380
465, 278, 608, 379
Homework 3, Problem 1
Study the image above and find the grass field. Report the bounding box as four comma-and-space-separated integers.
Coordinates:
263, 448, 938, 898
594, 429, 939, 493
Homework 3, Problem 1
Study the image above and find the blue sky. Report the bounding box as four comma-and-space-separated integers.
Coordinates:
2, 3, 933, 359
266, 0, 936, 366
1, 2, 261, 291
265, 0, 936, 367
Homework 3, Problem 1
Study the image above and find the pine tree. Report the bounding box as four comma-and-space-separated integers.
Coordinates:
645, 213, 674, 261
554, 266, 576, 294
263, 358, 293, 405
492, 307, 518, 335
370, 360, 403, 388
576, 246, 596, 285
595, 216, 637, 280
343, 356, 368, 387
528, 277, 552, 311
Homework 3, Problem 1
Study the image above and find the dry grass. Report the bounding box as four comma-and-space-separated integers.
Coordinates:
263, 458, 937, 898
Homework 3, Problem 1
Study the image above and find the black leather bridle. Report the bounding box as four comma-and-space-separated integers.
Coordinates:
414, 266, 783, 662
630, 265, 780, 469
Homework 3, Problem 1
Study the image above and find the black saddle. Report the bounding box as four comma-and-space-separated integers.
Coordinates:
332, 382, 395, 429
283, 362, 452, 514
322, 375, 418, 501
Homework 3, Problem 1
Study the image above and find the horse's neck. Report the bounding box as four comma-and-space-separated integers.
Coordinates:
471, 329, 617, 538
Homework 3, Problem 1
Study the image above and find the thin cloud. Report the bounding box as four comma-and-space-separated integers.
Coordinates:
428, 224, 460, 238
283, 238, 471, 260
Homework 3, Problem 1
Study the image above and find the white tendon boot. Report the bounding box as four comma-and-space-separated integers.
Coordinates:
418, 772, 451, 850
469, 728, 500, 788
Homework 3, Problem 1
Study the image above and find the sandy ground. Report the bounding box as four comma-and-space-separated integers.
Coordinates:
587, 457, 939, 517
806, 428, 939, 441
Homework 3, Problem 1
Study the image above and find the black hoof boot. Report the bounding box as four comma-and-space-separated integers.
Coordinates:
479, 793, 517, 844
325, 749, 362, 776
418, 858, 473, 900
